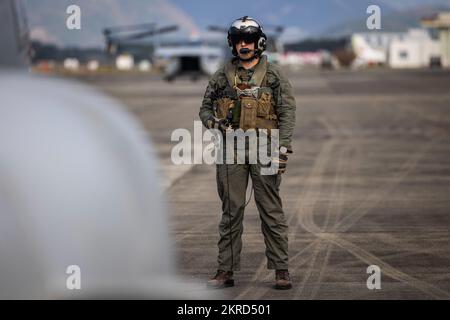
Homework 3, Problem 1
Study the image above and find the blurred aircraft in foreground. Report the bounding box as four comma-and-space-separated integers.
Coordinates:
0, 0, 212, 299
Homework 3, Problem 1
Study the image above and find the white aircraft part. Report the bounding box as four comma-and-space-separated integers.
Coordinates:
0, 71, 211, 299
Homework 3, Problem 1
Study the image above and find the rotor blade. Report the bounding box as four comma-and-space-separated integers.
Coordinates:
119, 25, 178, 41
103, 23, 157, 36
207, 24, 283, 34
207, 25, 227, 33
263, 25, 284, 34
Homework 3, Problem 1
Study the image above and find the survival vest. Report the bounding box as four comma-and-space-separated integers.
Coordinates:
214, 55, 278, 132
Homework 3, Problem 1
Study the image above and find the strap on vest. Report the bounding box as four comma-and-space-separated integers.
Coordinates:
225, 55, 268, 89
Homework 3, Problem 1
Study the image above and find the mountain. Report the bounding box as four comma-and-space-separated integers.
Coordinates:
22, 0, 450, 47
170, 0, 450, 35
378, 0, 450, 10
171, 0, 396, 35
23, 0, 200, 48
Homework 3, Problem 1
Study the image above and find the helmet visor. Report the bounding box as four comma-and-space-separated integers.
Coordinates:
229, 26, 261, 44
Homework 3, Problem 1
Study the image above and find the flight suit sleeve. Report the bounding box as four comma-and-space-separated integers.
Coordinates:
199, 69, 222, 128
270, 65, 296, 152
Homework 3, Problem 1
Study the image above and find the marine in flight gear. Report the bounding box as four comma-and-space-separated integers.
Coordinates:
200, 16, 296, 290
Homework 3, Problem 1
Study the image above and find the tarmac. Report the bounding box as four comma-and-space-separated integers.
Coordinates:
79, 68, 450, 299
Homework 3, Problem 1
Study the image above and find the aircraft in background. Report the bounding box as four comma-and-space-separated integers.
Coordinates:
103, 23, 178, 57
103, 23, 228, 81
153, 38, 227, 81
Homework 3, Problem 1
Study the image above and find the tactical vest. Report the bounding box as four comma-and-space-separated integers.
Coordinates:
214, 55, 278, 131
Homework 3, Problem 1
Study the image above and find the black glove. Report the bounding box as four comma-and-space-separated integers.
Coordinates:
272, 146, 292, 174
206, 116, 231, 132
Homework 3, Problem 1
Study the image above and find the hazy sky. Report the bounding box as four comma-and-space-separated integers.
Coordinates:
24, 0, 450, 47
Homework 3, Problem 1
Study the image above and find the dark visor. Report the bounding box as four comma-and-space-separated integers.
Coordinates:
229, 26, 261, 43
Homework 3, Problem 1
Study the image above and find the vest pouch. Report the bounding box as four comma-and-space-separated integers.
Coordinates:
239, 96, 258, 131
256, 118, 278, 131
216, 97, 234, 119
257, 91, 272, 117
256, 89, 277, 130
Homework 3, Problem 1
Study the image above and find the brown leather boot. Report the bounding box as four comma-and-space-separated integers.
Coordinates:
206, 270, 234, 289
275, 269, 292, 290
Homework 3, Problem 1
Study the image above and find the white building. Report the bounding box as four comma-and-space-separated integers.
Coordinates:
63, 58, 80, 71
351, 29, 441, 69
389, 29, 440, 68
422, 12, 450, 68
351, 32, 406, 67
354, 32, 405, 53
115, 54, 134, 71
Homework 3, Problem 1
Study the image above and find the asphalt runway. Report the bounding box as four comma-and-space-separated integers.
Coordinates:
80, 68, 450, 299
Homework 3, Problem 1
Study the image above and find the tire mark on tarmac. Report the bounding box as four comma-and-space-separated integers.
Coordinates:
286, 116, 344, 299
236, 122, 338, 299
239, 116, 342, 299
294, 118, 352, 299
308, 147, 352, 299
295, 136, 450, 299
321, 233, 450, 299
332, 140, 433, 234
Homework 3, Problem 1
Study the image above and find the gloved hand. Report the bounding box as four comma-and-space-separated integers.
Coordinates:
206, 115, 231, 132
272, 146, 292, 174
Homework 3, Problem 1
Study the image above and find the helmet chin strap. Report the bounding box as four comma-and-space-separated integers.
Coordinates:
239, 55, 256, 62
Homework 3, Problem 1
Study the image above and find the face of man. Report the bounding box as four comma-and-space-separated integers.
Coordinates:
236, 40, 255, 60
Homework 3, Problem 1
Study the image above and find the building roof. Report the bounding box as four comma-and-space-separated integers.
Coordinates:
421, 12, 450, 28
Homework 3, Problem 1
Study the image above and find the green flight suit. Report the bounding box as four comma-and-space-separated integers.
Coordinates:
199, 55, 296, 271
